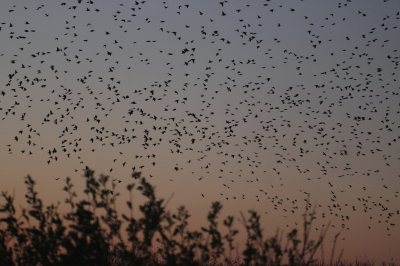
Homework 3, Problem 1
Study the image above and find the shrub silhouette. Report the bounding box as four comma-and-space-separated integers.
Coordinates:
0, 168, 396, 266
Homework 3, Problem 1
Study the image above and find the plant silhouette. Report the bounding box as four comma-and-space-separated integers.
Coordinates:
0, 168, 396, 266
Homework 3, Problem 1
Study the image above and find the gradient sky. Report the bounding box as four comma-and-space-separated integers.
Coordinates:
1, 0, 399, 263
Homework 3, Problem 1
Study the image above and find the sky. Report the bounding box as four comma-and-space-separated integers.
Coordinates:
0, 0, 399, 263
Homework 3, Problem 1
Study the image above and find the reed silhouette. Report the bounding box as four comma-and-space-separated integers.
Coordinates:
0, 168, 397, 266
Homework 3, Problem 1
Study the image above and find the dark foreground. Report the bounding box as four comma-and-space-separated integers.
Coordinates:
0, 168, 398, 266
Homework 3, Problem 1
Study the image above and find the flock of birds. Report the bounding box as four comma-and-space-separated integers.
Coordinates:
1, 0, 399, 252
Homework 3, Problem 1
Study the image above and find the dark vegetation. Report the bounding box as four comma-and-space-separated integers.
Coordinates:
0, 168, 397, 266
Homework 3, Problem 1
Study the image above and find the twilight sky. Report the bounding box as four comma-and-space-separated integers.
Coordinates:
1, 0, 399, 262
